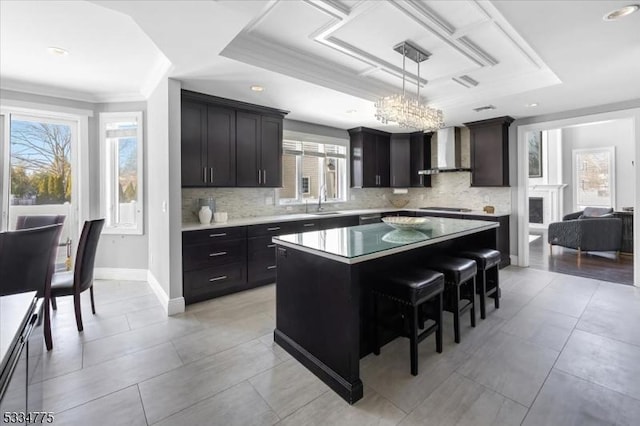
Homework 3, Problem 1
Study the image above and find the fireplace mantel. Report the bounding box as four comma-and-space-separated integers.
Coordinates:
529, 184, 568, 229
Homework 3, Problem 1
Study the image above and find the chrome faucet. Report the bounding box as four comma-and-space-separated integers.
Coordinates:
317, 185, 326, 212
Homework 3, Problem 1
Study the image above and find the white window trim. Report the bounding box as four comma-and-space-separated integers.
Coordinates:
572, 146, 616, 211
99, 111, 144, 235
277, 139, 349, 206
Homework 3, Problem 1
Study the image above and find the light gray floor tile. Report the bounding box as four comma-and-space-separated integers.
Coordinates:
457, 331, 559, 407
172, 313, 274, 364
577, 304, 640, 347
501, 305, 577, 351
523, 370, 640, 426
139, 340, 282, 424
545, 274, 601, 295
443, 314, 506, 355
400, 372, 527, 426
555, 330, 640, 400
587, 282, 640, 313
278, 386, 406, 426
249, 358, 329, 418
126, 306, 168, 330
42, 342, 182, 413
82, 313, 202, 366
499, 274, 553, 297
51, 314, 131, 345
192, 299, 275, 326
486, 290, 530, 321
33, 342, 83, 382
52, 385, 147, 426
258, 333, 293, 362
527, 285, 592, 318
361, 337, 470, 413
153, 381, 279, 426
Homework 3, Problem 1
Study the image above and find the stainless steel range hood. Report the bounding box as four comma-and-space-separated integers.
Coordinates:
418, 127, 471, 175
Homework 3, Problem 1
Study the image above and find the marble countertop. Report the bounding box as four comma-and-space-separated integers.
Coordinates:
273, 218, 499, 264
182, 207, 510, 231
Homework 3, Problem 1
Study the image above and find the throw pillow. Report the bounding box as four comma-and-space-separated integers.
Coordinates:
581, 207, 614, 218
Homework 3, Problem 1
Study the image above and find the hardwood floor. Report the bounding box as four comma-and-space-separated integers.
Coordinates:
528, 230, 634, 285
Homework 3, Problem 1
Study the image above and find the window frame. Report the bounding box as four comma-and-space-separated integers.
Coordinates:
99, 111, 144, 235
278, 139, 348, 206
572, 146, 615, 211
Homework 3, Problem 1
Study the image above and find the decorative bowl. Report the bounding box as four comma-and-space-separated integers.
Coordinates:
381, 216, 430, 230
381, 229, 428, 244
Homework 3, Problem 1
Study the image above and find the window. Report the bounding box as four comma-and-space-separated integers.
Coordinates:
573, 147, 615, 210
279, 140, 347, 205
100, 112, 143, 234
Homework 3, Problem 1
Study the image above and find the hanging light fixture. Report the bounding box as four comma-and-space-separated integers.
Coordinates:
375, 41, 444, 132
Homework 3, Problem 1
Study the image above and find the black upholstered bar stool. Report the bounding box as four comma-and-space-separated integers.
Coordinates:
372, 268, 444, 376
424, 256, 477, 344
458, 249, 501, 319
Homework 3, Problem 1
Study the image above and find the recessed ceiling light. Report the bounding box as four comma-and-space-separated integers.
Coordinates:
603, 4, 639, 21
47, 46, 68, 56
250, 85, 264, 92
526, 102, 538, 107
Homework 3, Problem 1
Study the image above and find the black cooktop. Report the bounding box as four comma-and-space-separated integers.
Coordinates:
420, 207, 473, 212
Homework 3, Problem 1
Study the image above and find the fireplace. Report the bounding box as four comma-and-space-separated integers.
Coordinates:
529, 197, 543, 224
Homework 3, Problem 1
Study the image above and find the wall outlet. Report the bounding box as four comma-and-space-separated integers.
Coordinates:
265, 197, 273, 205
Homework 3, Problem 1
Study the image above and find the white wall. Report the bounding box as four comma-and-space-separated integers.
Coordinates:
561, 119, 634, 214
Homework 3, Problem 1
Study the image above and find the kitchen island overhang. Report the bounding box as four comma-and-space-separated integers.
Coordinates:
272, 218, 499, 404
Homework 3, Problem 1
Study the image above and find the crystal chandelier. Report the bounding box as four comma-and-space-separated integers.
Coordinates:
375, 41, 444, 132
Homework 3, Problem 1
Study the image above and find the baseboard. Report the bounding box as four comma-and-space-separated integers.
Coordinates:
146, 270, 185, 316
94, 268, 148, 281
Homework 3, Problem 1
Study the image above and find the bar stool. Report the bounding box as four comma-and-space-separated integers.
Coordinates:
458, 249, 501, 319
424, 256, 477, 344
372, 268, 444, 376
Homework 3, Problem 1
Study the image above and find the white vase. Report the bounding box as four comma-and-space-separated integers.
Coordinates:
198, 206, 212, 224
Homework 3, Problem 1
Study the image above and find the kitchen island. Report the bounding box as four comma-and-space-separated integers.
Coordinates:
272, 217, 498, 404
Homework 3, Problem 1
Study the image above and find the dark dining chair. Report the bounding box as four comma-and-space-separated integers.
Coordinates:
50, 219, 105, 332
16, 215, 69, 272
0, 224, 64, 351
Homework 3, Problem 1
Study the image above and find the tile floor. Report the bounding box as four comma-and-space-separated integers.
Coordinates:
41, 267, 640, 425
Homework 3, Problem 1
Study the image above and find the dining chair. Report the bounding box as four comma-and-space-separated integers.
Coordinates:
16, 215, 69, 271
0, 224, 64, 351
50, 219, 105, 332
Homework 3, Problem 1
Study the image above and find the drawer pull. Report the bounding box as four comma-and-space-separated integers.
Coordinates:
209, 251, 227, 257
267, 265, 277, 270
209, 275, 227, 282
267, 244, 276, 248
267, 226, 280, 231
209, 233, 227, 238
303, 223, 315, 227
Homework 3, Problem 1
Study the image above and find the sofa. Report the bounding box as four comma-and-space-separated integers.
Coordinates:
547, 207, 623, 263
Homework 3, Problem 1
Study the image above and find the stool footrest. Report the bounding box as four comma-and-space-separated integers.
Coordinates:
416, 322, 438, 344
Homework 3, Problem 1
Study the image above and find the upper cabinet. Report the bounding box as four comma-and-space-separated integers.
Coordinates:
181, 90, 288, 188
349, 127, 390, 188
464, 116, 514, 187
390, 133, 410, 188
409, 132, 432, 188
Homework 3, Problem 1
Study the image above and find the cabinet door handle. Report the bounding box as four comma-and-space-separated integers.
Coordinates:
267, 226, 280, 231
258, 169, 262, 184
203, 168, 207, 183
209, 233, 227, 237
303, 223, 315, 227
209, 275, 227, 282
263, 170, 267, 185
393, 175, 395, 186
209, 251, 227, 257
267, 243, 276, 248
210, 167, 214, 183
267, 265, 277, 270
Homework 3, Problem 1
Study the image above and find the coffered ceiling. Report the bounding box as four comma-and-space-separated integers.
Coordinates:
1, 0, 639, 129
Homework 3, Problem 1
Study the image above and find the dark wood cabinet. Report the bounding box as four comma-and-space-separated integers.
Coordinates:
180, 102, 236, 187
464, 116, 514, 187
614, 211, 633, 254
410, 132, 432, 187
390, 134, 410, 188
181, 90, 287, 188
181, 101, 208, 187
349, 127, 390, 187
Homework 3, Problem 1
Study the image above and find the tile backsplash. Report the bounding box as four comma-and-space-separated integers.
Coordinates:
182, 172, 511, 223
